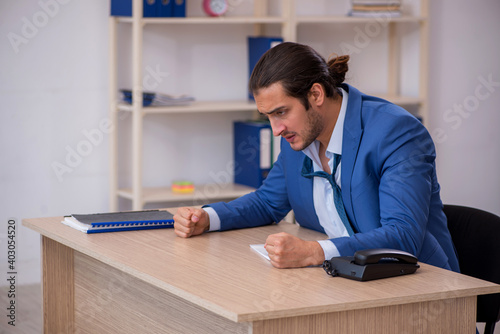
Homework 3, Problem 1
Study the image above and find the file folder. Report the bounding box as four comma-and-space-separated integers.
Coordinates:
272, 135, 281, 167
172, 0, 186, 17
158, 0, 173, 17
234, 121, 273, 189
144, 0, 157, 17
110, 0, 158, 17
247, 36, 283, 99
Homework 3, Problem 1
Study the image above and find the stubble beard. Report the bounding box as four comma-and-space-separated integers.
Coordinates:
289, 107, 324, 151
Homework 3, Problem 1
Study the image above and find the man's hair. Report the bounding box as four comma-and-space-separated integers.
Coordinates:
249, 42, 349, 109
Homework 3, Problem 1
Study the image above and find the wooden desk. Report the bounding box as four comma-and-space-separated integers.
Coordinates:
24, 215, 500, 334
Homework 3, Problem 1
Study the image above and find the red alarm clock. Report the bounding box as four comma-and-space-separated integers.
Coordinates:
203, 0, 228, 17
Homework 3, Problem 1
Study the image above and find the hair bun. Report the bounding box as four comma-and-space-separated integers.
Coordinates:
327, 54, 350, 86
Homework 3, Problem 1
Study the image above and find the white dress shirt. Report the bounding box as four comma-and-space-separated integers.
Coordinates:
301, 88, 349, 260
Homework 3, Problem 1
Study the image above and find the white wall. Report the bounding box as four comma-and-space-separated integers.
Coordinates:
0, 0, 499, 287
1, 0, 111, 286
428, 0, 500, 216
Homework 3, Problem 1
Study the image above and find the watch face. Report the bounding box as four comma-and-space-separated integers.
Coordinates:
203, 0, 228, 16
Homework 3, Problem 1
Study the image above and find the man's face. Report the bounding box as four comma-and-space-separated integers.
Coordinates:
254, 82, 324, 151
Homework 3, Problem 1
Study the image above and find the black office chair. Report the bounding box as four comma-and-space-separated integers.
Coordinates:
443, 204, 500, 334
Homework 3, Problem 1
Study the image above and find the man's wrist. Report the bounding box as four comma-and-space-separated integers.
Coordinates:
317, 239, 340, 260
308, 241, 326, 266
202, 206, 220, 231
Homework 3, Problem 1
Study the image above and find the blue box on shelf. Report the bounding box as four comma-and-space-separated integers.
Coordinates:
173, 0, 186, 17
120, 89, 155, 107
110, 0, 173, 17
247, 36, 283, 100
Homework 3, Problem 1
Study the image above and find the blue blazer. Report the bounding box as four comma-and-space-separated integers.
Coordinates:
209, 84, 460, 272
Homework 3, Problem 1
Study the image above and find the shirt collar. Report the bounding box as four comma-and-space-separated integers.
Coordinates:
302, 87, 349, 169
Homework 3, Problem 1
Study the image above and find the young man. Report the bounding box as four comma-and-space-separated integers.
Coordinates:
174, 42, 459, 272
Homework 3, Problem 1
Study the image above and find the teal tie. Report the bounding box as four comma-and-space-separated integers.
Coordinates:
301, 154, 356, 236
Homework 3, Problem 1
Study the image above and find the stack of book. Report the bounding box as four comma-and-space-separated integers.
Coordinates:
349, 0, 402, 18
120, 89, 195, 107
151, 93, 195, 107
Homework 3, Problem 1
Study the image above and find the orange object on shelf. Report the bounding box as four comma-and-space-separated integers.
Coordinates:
171, 181, 195, 194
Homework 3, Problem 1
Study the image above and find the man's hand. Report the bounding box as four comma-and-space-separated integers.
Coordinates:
173, 207, 210, 238
264, 232, 325, 268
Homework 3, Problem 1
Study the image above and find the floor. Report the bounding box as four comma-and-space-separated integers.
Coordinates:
0, 284, 498, 334
0, 284, 41, 334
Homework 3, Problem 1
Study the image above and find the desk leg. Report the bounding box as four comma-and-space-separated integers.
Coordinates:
41, 236, 74, 333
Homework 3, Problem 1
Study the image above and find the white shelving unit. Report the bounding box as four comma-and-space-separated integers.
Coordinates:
109, 0, 429, 211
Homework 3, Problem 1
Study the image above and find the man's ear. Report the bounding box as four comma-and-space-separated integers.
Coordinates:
308, 83, 325, 107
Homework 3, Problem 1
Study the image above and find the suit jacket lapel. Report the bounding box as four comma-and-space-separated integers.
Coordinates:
340, 84, 364, 229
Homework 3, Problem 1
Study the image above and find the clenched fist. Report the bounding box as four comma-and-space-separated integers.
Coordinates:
173, 207, 210, 238
264, 232, 325, 268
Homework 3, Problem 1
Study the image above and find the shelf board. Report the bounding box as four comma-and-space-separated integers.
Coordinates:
116, 96, 419, 114
296, 15, 426, 24
117, 100, 257, 114
117, 183, 256, 204
117, 16, 285, 25
117, 15, 425, 26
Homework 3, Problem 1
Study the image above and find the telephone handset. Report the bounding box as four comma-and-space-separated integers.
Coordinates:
353, 248, 418, 266
323, 248, 420, 281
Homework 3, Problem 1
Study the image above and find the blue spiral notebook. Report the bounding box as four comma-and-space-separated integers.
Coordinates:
62, 210, 174, 233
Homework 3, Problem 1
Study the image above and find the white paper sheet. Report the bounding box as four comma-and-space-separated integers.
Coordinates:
250, 244, 270, 261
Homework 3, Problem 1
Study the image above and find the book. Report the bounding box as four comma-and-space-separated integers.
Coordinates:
352, 5, 400, 11
349, 10, 402, 18
61, 210, 175, 233
151, 93, 195, 106
349, 0, 401, 18
351, 0, 401, 5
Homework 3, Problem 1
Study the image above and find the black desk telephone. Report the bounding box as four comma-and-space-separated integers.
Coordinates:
323, 248, 420, 281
